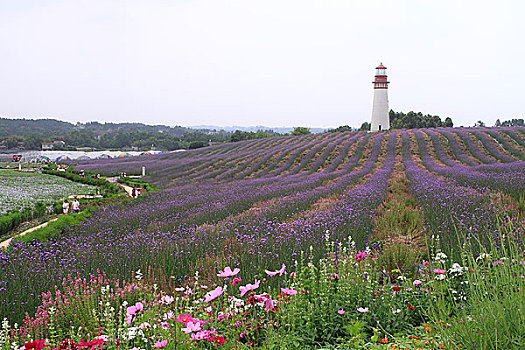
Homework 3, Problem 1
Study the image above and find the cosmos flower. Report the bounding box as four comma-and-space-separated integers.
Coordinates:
217, 266, 240, 277
265, 264, 286, 276
239, 280, 260, 297
204, 286, 224, 303
280, 287, 297, 295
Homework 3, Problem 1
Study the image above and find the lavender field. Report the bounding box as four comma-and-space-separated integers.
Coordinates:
1, 126, 524, 328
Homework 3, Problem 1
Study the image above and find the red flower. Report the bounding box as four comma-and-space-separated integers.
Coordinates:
392, 286, 401, 291
24, 340, 49, 350
408, 304, 415, 310
209, 335, 226, 345
77, 339, 104, 349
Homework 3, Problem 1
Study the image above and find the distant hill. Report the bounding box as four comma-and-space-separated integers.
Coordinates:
0, 118, 190, 137
0, 118, 75, 136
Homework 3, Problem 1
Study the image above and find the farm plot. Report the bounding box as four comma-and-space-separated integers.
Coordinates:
0, 170, 96, 214
0, 128, 524, 350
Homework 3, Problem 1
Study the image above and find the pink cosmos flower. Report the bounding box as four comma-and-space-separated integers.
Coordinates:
175, 313, 194, 325
153, 340, 167, 348
265, 297, 275, 312
190, 331, 207, 341
232, 277, 242, 286
357, 307, 369, 313
265, 263, 286, 276
181, 321, 202, 334
217, 266, 240, 277
423, 260, 430, 266
413, 279, 422, 287
239, 279, 260, 297
160, 295, 174, 305
337, 309, 345, 315
281, 287, 297, 295
204, 286, 224, 303
433, 269, 446, 274
126, 302, 144, 316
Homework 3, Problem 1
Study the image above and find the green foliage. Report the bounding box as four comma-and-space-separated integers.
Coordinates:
117, 177, 158, 192
230, 129, 281, 142
0, 118, 237, 151
431, 230, 525, 349
188, 140, 209, 149
15, 207, 95, 243
498, 118, 524, 127
291, 127, 311, 135
279, 240, 430, 348
0, 201, 59, 238
327, 125, 353, 133
359, 122, 371, 131
390, 110, 453, 129
42, 168, 120, 197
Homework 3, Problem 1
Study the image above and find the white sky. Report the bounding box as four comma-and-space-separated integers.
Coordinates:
1, 0, 524, 128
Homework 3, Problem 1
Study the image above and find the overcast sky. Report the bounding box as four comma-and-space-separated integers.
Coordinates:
1, 0, 524, 128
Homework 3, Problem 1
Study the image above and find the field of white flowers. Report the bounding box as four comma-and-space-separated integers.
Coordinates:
0, 170, 96, 214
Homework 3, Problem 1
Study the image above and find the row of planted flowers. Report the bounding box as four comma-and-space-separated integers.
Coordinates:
5, 232, 524, 350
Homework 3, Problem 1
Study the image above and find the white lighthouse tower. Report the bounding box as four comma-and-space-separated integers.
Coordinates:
370, 63, 390, 131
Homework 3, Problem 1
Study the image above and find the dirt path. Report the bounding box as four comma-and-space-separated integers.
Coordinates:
0, 217, 59, 249
105, 176, 135, 197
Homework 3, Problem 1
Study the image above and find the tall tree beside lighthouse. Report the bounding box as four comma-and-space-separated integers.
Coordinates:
370, 63, 390, 131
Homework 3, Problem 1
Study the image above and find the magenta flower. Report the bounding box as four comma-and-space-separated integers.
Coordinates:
265, 263, 286, 276
232, 277, 242, 286
239, 279, 260, 297
281, 287, 297, 295
217, 266, 240, 277
175, 313, 194, 325
337, 309, 345, 315
433, 269, 446, 274
153, 340, 167, 348
204, 286, 224, 303
355, 251, 367, 262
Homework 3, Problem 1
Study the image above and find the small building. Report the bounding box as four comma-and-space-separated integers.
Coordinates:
41, 141, 65, 150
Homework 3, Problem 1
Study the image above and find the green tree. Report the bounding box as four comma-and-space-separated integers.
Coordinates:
359, 122, 371, 131
291, 127, 311, 135
444, 117, 453, 127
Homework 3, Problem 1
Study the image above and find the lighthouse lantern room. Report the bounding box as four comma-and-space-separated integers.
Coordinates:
370, 63, 390, 131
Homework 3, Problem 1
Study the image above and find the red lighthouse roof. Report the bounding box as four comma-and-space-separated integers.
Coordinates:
376, 63, 387, 69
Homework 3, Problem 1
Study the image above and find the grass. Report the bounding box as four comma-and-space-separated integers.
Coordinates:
14, 208, 95, 243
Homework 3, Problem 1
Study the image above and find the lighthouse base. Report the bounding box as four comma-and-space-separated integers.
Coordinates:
370, 89, 390, 132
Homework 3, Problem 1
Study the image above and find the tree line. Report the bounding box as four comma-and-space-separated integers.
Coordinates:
357, 110, 454, 131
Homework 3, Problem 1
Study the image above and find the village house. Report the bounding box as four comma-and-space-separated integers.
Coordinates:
41, 140, 66, 150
